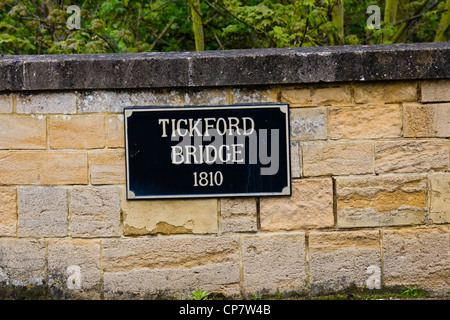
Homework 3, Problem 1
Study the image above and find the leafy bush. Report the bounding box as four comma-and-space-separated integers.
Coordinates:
0, 0, 448, 55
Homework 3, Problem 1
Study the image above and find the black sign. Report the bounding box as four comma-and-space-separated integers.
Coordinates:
124, 104, 291, 199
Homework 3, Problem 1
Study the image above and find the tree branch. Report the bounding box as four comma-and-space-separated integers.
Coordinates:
149, 17, 176, 51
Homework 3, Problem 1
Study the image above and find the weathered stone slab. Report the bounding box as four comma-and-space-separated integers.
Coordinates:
383, 228, 449, 295
49, 115, 105, 149
47, 239, 101, 298
336, 175, 428, 228
353, 82, 417, 103
122, 189, 218, 235
309, 231, 381, 295
290, 141, 301, 178
290, 108, 327, 140
69, 187, 121, 237
281, 86, 351, 107
330, 104, 401, 139
18, 187, 68, 237
1, 43, 447, 91
89, 150, 125, 185
0, 116, 47, 150
107, 115, 125, 148
0, 239, 46, 287
375, 140, 449, 173
421, 80, 450, 102
183, 89, 228, 105
429, 173, 450, 224
403, 103, 450, 137
0, 187, 16, 236
78, 90, 132, 113
0, 94, 13, 113
102, 236, 240, 298
260, 179, 334, 231
230, 87, 278, 104
303, 141, 373, 176
220, 198, 257, 233
16, 92, 77, 114
21, 53, 190, 90
129, 89, 183, 107
242, 233, 306, 296
0, 151, 88, 185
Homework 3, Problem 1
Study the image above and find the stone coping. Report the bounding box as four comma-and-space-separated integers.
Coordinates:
0, 42, 448, 91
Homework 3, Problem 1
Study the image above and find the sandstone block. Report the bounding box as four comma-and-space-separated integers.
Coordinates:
429, 173, 450, 224
107, 115, 124, 148
220, 198, 257, 233
302, 141, 373, 176
17, 92, 77, 114
102, 236, 240, 298
49, 115, 105, 149
122, 189, 218, 235
330, 104, 401, 139
0, 187, 16, 236
78, 90, 132, 113
129, 89, 183, 108
0, 94, 13, 113
0, 116, 47, 149
0, 151, 88, 185
290, 108, 327, 140
47, 239, 101, 297
69, 187, 121, 237
80, 89, 183, 113
280, 88, 311, 107
18, 187, 68, 237
336, 175, 428, 228
242, 233, 306, 296
260, 179, 334, 231
183, 89, 228, 105
310, 86, 352, 105
89, 150, 125, 185
375, 140, 449, 173
309, 231, 381, 294
0, 239, 46, 286
403, 103, 450, 137
230, 87, 278, 104
383, 228, 449, 295
290, 141, 301, 178
353, 82, 417, 103
281, 86, 351, 107
421, 80, 450, 102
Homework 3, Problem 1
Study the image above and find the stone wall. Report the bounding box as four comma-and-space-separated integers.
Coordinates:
0, 43, 449, 299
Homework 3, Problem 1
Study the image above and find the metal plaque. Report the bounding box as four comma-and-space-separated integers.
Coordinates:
124, 104, 291, 199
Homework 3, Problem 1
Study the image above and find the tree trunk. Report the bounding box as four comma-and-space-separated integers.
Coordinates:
391, 0, 430, 43
331, 0, 344, 44
190, 0, 205, 51
435, 0, 450, 42
384, 0, 399, 24
384, 0, 399, 42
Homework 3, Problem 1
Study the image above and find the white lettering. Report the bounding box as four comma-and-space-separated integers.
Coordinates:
158, 119, 169, 137
171, 146, 184, 164
189, 118, 202, 137
366, 265, 381, 289
177, 119, 188, 137
242, 117, 255, 135
231, 144, 244, 163
66, 265, 81, 290
218, 145, 230, 163
228, 117, 240, 135
203, 118, 215, 137
216, 117, 227, 135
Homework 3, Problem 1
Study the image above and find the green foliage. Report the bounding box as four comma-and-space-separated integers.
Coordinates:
401, 286, 430, 298
0, 0, 448, 55
190, 287, 211, 300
